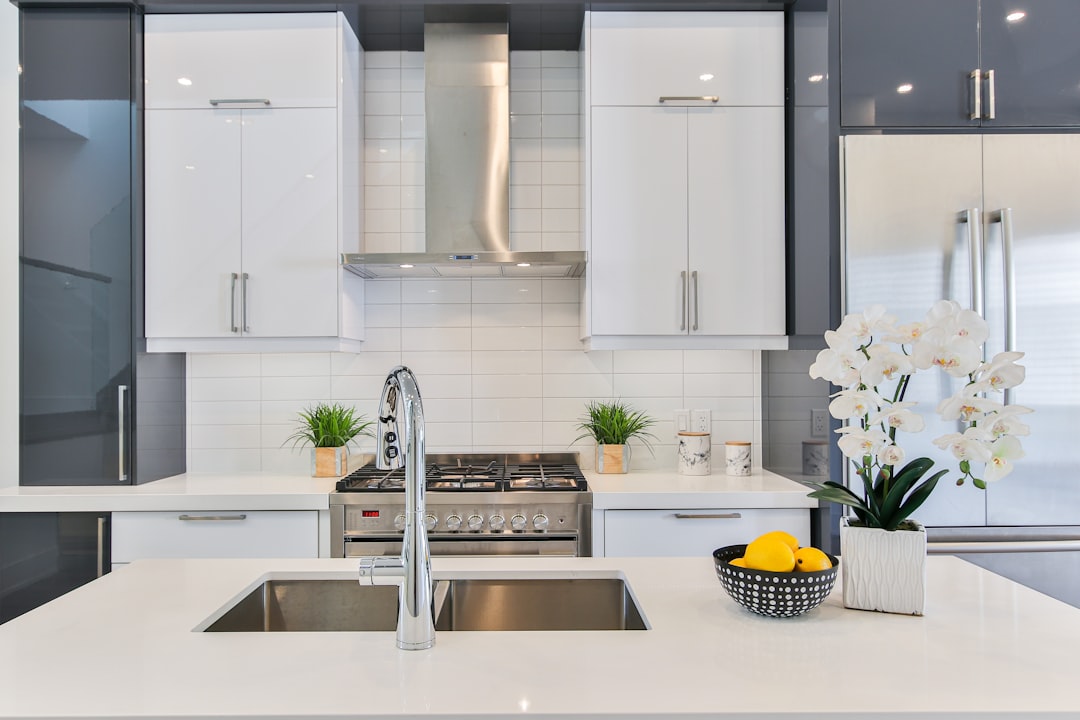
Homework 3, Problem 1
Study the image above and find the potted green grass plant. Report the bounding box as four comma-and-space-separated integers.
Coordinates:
286, 402, 374, 477
574, 400, 657, 474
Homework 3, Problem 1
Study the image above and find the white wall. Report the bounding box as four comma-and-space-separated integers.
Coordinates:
1, 3, 19, 488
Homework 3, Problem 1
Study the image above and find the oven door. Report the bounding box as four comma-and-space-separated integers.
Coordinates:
343, 534, 581, 558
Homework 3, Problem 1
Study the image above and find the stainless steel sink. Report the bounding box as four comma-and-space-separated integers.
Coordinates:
434, 577, 647, 631
203, 579, 400, 632
202, 576, 647, 632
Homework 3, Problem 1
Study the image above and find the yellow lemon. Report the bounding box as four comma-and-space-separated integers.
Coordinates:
751, 530, 800, 554
794, 546, 832, 572
728, 557, 748, 568
743, 537, 796, 572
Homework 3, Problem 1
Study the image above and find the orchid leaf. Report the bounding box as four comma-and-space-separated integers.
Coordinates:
887, 469, 948, 530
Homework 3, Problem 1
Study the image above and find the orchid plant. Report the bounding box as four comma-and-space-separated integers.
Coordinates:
806, 301, 1032, 531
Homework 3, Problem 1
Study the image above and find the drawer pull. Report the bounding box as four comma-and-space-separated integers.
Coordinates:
209, 98, 271, 106
659, 96, 719, 104
178, 514, 248, 522
674, 513, 742, 520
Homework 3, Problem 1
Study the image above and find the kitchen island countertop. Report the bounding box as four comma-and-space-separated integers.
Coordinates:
1, 554, 1078, 719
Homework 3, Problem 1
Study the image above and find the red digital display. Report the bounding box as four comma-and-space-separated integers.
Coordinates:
361, 510, 380, 518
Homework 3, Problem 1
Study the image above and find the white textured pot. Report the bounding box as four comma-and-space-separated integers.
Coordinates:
840, 517, 926, 616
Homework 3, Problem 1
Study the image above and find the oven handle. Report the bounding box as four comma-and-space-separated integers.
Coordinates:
344, 532, 580, 541
673, 512, 743, 520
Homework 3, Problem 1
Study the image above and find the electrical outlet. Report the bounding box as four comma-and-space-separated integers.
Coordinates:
811, 409, 829, 438
674, 410, 690, 434
690, 409, 711, 433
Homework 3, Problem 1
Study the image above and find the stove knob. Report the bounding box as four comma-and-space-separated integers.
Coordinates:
467, 514, 484, 532
510, 514, 527, 532
393, 514, 407, 532
489, 514, 506, 532
445, 514, 462, 532
424, 514, 437, 532
532, 513, 550, 532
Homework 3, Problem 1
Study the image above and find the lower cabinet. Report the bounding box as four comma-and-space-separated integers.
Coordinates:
111, 510, 319, 564
601, 508, 810, 557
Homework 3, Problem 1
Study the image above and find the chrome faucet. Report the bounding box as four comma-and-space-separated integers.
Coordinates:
357, 366, 435, 650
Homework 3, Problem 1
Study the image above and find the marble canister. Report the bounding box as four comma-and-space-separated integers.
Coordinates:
802, 440, 830, 476
725, 441, 752, 476
677, 432, 711, 476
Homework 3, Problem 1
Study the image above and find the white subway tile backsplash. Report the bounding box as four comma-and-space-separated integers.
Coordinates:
541, 303, 578, 327
365, 52, 402, 69
332, 351, 401, 376
511, 162, 542, 186
543, 373, 614, 399
401, 52, 424, 69
612, 350, 682, 374
541, 185, 580, 209
511, 232, 542, 251
401, 115, 424, 139
400, 185, 424, 209
400, 138, 425, 162
260, 448, 310, 476
403, 303, 470, 328
542, 278, 581, 303
361, 328, 402, 352
189, 401, 261, 426
612, 373, 684, 398
189, 354, 261, 378
542, 90, 579, 115
364, 208, 401, 234
189, 449, 261, 474
400, 233, 425, 253
365, 115, 401, 139
425, 422, 472, 449
261, 353, 331, 377
365, 140, 401, 163
510, 66, 542, 91
510, 209, 542, 234
541, 67, 578, 91
472, 326, 541, 351
510, 115, 542, 139
684, 373, 757, 398
400, 92, 424, 116
402, 351, 471, 375
190, 377, 260, 403
542, 326, 584, 351
418, 374, 473, 400
364, 92, 401, 116
542, 231, 581, 252
511, 185, 542, 209
473, 422, 543, 448
472, 304, 543, 328
422, 398, 472, 424
541, 162, 579, 186
541, 208, 580, 234
330, 375, 388, 401
472, 279, 541, 304
511, 51, 541, 68
541, 114, 580, 139
472, 350, 542, 375
511, 91, 542, 115
541, 139, 579, 164
365, 162, 401, 186
261, 376, 332, 402
363, 233, 400, 253
364, 68, 401, 92
473, 374, 542, 399
541, 51, 578, 68
400, 208, 424, 234
364, 304, 402, 328
684, 350, 755, 374
190, 424, 261, 449
402, 279, 471, 304
400, 162, 424, 185
401, 68, 424, 92
365, 185, 400, 210
542, 350, 612, 375
402, 327, 470, 352
260, 400, 307, 426
473, 398, 542, 423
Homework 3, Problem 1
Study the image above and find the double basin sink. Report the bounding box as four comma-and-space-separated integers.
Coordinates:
203, 576, 647, 633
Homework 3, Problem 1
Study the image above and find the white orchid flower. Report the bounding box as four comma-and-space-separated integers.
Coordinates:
809, 331, 867, 386
836, 426, 890, 461
877, 443, 906, 467
837, 305, 896, 345
937, 392, 1006, 423
924, 299, 963, 330
882, 321, 927, 345
982, 435, 1025, 483
972, 351, 1027, 392
953, 308, 990, 346
932, 427, 994, 463
988, 405, 1034, 439
911, 327, 983, 377
829, 388, 885, 420
861, 344, 914, 387
867, 403, 925, 433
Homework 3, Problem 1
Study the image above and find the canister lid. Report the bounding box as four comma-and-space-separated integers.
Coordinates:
725, 441, 751, 445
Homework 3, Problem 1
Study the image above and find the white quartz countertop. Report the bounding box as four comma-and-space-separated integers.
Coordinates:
585, 468, 818, 509
1, 555, 1078, 719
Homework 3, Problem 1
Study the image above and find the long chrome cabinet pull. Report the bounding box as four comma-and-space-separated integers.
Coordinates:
241, 272, 250, 333
659, 96, 719, 104
674, 513, 743, 520
999, 207, 1017, 404
680, 271, 687, 331
969, 69, 982, 120
117, 384, 128, 483
96, 517, 106, 578
209, 98, 270, 106
691, 270, 699, 331
178, 514, 248, 522
230, 272, 239, 333
961, 208, 984, 317
985, 69, 996, 120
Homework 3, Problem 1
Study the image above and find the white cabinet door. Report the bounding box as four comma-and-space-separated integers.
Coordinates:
240, 108, 339, 338
111, 510, 319, 562
589, 106, 688, 336
589, 12, 784, 108
145, 13, 338, 110
145, 109, 242, 338
688, 107, 785, 336
603, 508, 810, 558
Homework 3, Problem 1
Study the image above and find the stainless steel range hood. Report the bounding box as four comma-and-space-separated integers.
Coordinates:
342, 22, 586, 279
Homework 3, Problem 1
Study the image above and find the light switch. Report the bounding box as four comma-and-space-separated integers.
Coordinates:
674, 409, 690, 435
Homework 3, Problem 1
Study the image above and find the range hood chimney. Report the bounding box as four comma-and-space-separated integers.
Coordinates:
342, 22, 586, 279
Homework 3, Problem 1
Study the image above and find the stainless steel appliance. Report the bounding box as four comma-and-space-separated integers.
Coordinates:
330, 453, 592, 558
842, 133, 1080, 607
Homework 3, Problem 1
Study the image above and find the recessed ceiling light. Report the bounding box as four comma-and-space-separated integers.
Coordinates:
1006, 10, 1027, 23
808, 74, 825, 83
516, 262, 531, 267
399, 264, 414, 269
699, 73, 715, 82
897, 83, 914, 94
304, 174, 314, 179
184, 165, 195, 171
177, 77, 192, 86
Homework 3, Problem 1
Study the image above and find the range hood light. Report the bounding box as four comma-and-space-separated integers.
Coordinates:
399, 264, 414, 269
516, 262, 531, 267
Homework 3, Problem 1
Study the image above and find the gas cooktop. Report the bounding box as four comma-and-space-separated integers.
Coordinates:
334, 452, 587, 493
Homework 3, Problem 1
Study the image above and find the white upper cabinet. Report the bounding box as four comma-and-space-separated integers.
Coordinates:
145, 13, 363, 353
589, 11, 784, 108
144, 13, 339, 109
583, 11, 787, 349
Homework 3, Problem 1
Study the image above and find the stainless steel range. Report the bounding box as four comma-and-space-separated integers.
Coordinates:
330, 452, 592, 558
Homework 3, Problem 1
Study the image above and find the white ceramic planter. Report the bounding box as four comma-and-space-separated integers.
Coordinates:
840, 517, 926, 616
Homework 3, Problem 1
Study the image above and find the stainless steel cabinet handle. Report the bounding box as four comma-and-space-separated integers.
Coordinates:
230, 272, 239, 333
674, 513, 743, 520
178, 514, 248, 522
117, 384, 128, 483
680, 271, 687, 331
929, 540, 1080, 554
691, 270, 699, 332
969, 69, 982, 120
985, 69, 996, 120
960, 208, 984, 317
96, 516, 106, 578
241, 272, 250, 333
998, 207, 1017, 405
209, 98, 270, 106
659, 96, 719, 104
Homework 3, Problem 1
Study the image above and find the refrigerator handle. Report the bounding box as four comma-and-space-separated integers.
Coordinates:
969, 69, 983, 121
996, 207, 1018, 405
961, 208, 984, 316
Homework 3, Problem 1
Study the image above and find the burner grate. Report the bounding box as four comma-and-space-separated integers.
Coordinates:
335, 457, 587, 492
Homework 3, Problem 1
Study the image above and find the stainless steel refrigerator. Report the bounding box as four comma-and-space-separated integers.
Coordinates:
842, 133, 1080, 607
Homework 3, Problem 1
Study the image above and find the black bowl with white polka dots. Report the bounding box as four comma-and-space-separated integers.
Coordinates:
712, 544, 838, 618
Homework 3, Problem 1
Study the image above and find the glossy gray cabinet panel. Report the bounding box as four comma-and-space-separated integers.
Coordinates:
790, 106, 831, 337
980, 0, 1080, 127
840, 0, 980, 128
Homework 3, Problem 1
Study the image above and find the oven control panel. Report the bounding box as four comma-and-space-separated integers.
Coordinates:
343, 503, 579, 535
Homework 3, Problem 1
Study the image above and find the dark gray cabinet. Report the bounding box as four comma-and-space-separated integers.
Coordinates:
19, 8, 185, 486
840, 0, 1080, 128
